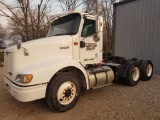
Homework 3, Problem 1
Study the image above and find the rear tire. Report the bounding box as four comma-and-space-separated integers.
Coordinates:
140, 60, 153, 81
45, 73, 81, 112
125, 62, 140, 86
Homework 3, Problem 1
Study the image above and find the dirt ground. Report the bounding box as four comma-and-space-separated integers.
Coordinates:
0, 67, 160, 120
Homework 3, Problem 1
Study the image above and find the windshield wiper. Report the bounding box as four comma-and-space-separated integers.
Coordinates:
54, 33, 69, 36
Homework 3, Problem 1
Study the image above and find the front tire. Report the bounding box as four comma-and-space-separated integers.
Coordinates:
125, 62, 140, 86
46, 73, 81, 112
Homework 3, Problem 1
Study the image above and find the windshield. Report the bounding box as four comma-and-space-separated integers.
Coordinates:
48, 13, 81, 36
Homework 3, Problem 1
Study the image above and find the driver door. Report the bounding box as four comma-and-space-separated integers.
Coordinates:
80, 18, 100, 64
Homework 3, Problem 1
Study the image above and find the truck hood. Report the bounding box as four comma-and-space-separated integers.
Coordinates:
5, 35, 72, 52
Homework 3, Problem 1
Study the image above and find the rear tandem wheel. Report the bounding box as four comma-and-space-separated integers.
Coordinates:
125, 62, 140, 86
140, 60, 153, 81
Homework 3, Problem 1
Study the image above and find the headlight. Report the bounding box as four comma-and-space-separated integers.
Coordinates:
15, 74, 33, 83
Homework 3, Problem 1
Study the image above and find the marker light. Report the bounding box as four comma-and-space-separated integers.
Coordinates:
100, 22, 103, 27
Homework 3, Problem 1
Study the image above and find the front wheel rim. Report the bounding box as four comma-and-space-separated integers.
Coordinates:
57, 81, 76, 105
132, 67, 140, 81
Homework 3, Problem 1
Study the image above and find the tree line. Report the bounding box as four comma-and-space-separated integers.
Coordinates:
0, 0, 116, 52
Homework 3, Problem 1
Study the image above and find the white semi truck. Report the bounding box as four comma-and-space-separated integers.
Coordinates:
4, 11, 153, 112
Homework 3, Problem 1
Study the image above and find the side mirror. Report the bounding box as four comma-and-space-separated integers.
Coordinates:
17, 40, 22, 49
96, 16, 99, 33
95, 16, 100, 42
80, 41, 85, 48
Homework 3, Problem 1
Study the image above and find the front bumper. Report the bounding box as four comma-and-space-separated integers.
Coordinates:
4, 76, 47, 102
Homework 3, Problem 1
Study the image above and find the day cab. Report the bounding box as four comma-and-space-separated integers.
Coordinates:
4, 11, 153, 112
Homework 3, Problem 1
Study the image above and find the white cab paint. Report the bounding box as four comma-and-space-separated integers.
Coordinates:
4, 12, 102, 102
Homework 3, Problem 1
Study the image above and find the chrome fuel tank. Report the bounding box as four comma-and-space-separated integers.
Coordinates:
86, 66, 114, 88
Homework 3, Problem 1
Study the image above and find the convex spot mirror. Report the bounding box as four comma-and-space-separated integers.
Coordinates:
93, 34, 100, 42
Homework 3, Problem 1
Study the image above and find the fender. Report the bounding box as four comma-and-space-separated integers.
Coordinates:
16, 56, 89, 89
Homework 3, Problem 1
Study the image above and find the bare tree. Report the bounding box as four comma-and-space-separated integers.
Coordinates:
83, 0, 98, 13
84, 0, 116, 53
57, 0, 84, 11
0, 0, 52, 41
0, 24, 5, 39
99, 0, 116, 53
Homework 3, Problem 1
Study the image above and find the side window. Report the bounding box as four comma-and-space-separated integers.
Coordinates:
81, 19, 96, 37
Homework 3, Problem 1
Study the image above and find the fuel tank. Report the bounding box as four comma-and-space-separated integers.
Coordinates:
86, 66, 114, 88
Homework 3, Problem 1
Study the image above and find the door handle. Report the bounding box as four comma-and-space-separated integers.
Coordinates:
80, 41, 85, 48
